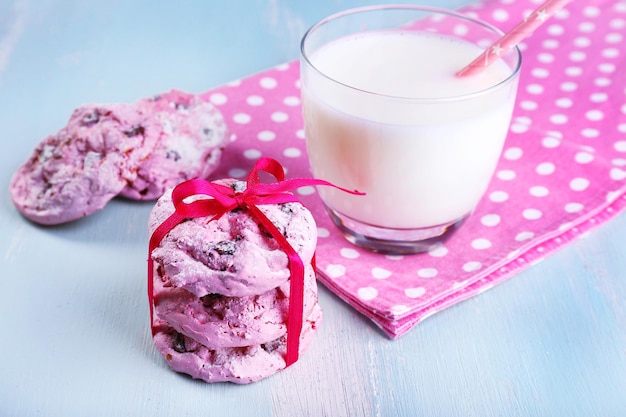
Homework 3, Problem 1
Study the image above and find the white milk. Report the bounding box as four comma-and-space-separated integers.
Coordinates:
302, 31, 518, 229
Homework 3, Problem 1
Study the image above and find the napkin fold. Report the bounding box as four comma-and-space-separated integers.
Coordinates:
203, 0, 626, 338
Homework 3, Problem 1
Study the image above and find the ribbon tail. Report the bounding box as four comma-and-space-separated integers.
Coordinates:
246, 204, 304, 367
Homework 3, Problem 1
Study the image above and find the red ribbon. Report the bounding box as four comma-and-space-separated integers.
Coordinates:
148, 157, 362, 367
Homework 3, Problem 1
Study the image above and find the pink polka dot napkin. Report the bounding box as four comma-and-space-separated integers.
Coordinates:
202, 0, 626, 338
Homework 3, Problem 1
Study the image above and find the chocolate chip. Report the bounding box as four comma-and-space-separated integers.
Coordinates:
173, 333, 187, 353
214, 240, 236, 255
202, 127, 213, 140
261, 337, 283, 353
123, 125, 145, 137
165, 150, 181, 161
81, 111, 100, 126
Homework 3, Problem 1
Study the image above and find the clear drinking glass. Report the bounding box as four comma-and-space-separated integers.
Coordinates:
300, 5, 521, 254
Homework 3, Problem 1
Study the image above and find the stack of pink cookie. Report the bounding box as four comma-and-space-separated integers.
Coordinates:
10, 90, 229, 225
148, 180, 323, 384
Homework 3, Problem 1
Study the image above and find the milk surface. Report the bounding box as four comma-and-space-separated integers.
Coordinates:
302, 30, 518, 229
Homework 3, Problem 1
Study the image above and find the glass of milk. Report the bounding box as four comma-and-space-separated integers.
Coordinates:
300, 5, 521, 254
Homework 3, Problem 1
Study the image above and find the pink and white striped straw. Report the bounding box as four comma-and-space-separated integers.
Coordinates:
457, 0, 573, 77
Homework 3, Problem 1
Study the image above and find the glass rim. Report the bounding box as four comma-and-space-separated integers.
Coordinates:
300, 4, 523, 103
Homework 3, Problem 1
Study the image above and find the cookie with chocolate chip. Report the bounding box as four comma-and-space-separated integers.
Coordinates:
149, 180, 317, 297
120, 90, 229, 200
9, 103, 159, 225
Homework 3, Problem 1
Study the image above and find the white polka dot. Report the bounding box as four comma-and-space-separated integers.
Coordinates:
565, 66, 583, 76
504, 147, 523, 160
463, 261, 482, 272
586, 110, 604, 121
297, 186, 316, 196
547, 24, 565, 36
581, 128, 599, 138
492, 9, 509, 21
372, 267, 392, 279
575, 152, 594, 164
340, 248, 359, 259
612, 158, 626, 166
569, 51, 586, 62
246, 95, 264, 106
497, 170, 516, 180
243, 149, 262, 159
579, 22, 595, 33
317, 227, 330, 238
453, 23, 469, 36
606, 32, 623, 44
417, 268, 438, 278
271, 112, 289, 123
560, 81, 578, 92
565, 202, 584, 213
481, 214, 501, 226
228, 168, 247, 178
542, 39, 559, 49
258, 130, 276, 141
260, 77, 278, 89
296, 129, 305, 139
598, 63, 616, 74
515, 231, 534, 241
536, 162, 556, 175
537, 52, 555, 63
209, 93, 227, 105
550, 114, 568, 124
530, 186, 549, 197
523, 208, 543, 220
471, 238, 492, 250
570, 178, 590, 191
574, 37, 591, 47
510, 121, 530, 133
226, 79, 242, 87
555, 98, 573, 108
357, 287, 378, 301
390, 305, 410, 315
386, 254, 404, 261
283, 96, 300, 106
590, 92, 608, 103
583, 6, 601, 17
233, 113, 251, 124
614, 141, 626, 152
542, 136, 561, 148
531, 68, 550, 78
602, 48, 620, 59
520, 100, 538, 111
490, 190, 509, 202
326, 264, 346, 278
610, 167, 626, 180
526, 84, 544, 95
428, 245, 448, 257
595, 77, 612, 87
283, 147, 301, 158
405, 287, 426, 298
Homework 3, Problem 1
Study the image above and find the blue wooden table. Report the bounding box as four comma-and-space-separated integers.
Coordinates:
1, 1, 625, 416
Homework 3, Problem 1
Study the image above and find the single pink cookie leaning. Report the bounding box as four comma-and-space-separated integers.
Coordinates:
120, 90, 229, 200
9, 103, 159, 225
149, 180, 317, 297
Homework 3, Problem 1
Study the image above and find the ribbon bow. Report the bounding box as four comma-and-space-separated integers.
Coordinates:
148, 157, 362, 367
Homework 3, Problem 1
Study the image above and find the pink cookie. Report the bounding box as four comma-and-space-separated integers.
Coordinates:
120, 90, 229, 200
149, 180, 317, 297
10, 103, 159, 225
153, 263, 320, 348
153, 303, 322, 384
